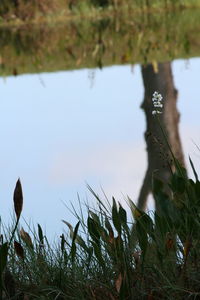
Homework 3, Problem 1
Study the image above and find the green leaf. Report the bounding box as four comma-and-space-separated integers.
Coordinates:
91, 241, 105, 269
105, 217, 114, 238
170, 174, 186, 194
176, 177, 186, 194
139, 213, 154, 237
60, 234, 65, 253
87, 217, 100, 246
119, 204, 127, 226
112, 197, 121, 235
87, 246, 93, 264
174, 158, 187, 178
75, 235, 90, 253
89, 211, 101, 226
62, 220, 89, 253
152, 177, 164, 195
136, 221, 148, 259
128, 197, 144, 220
189, 156, 199, 182
119, 204, 130, 237
195, 181, 200, 197
38, 224, 44, 244
62, 220, 74, 239
155, 212, 169, 238
71, 221, 80, 263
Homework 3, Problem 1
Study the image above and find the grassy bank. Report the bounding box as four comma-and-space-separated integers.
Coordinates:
1, 128, 200, 299
0, 9, 200, 77
0, 0, 200, 26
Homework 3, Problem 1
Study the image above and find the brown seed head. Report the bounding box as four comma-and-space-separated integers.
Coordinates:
13, 179, 23, 220
20, 228, 33, 249
14, 240, 24, 259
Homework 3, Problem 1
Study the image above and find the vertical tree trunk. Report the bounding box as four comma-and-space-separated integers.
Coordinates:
137, 62, 184, 211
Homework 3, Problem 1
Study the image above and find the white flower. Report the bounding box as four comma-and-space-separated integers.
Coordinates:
152, 91, 163, 115
152, 110, 162, 115
152, 91, 158, 97
152, 91, 163, 102
153, 103, 163, 108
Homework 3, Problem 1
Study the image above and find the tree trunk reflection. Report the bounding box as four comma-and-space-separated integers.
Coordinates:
137, 62, 185, 211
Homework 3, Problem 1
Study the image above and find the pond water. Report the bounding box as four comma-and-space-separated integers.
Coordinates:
0, 57, 200, 237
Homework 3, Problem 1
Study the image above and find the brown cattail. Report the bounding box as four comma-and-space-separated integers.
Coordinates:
13, 179, 23, 220
14, 241, 24, 259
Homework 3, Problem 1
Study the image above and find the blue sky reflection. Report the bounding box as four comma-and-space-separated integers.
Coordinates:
0, 59, 200, 237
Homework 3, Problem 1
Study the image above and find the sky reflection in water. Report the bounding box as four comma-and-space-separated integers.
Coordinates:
0, 58, 200, 238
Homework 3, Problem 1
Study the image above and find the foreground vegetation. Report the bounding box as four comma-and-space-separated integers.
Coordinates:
1, 119, 200, 299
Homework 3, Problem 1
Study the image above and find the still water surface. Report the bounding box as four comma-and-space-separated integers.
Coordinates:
0, 58, 200, 237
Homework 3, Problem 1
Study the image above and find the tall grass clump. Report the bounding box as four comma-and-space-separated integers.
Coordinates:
1, 92, 200, 298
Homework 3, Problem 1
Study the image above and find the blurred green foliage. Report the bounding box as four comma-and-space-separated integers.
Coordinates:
0, 9, 200, 77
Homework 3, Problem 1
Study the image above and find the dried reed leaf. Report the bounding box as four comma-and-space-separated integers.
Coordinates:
166, 238, 173, 250
115, 272, 123, 293
62, 220, 73, 239
20, 228, 33, 249
14, 241, 24, 259
13, 179, 23, 220
183, 238, 192, 258
133, 251, 140, 266
152, 60, 158, 73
